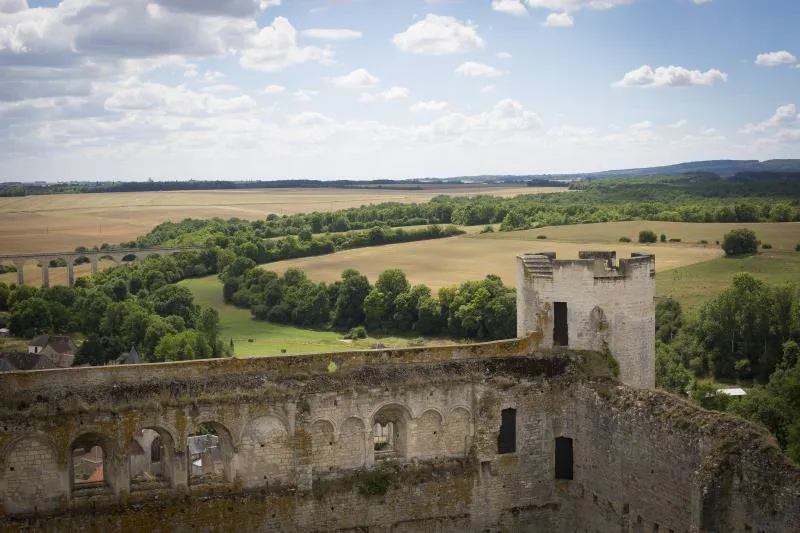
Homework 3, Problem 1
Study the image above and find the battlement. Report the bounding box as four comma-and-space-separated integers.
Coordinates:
517, 250, 656, 388
519, 251, 655, 280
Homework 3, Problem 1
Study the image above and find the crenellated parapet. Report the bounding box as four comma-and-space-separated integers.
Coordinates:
517, 251, 656, 388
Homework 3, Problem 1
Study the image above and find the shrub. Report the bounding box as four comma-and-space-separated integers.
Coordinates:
660, 233, 667, 243
345, 326, 367, 340
536, 235, 547, 240
722, 229, 759, 256
480, 225, 494, 234
762, 243, 772, 249
619, 236, 632, 243
638, 230, 658, 244
796, 244, 800, 252
669, 238, 682, 243
358, 470, 392, 496
699, 240, 709, 245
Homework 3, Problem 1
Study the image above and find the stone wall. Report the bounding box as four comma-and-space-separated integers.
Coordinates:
0, 343, 797, 532
517, 251, 656, 388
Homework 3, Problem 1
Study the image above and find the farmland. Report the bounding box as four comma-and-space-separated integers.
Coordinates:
0, 185, 547, 255
261, 228, 724, 291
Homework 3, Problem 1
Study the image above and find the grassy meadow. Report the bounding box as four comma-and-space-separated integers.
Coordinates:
0, 185, 546, 255
180, 276, 454, 357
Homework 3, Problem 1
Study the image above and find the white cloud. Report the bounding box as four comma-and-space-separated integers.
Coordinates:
378, 86, 410, 101
691, 0, 713, 4
328, 68, 380, 89
288, 111, 334, 127
480, 84, 497, 93
291, 89, 319, 101
392, 14, 484, 55
740, 104, 798, 133
421, 99, 543, 138
360, 92, 377, 103
263, 84, 285, 94
669, 119, 688, 129
201, 84, 239, 93
240, 17, 333, 72
526, 0, 635, 11
496, 51, 513, 59
103, 79, 256, 116
755, 50, 797, 67
629, 120, 652, 130
543, 12, 574, 27
204, 71, 225, 82
613, 65, 727, 88
492, 0, 528, 16
456, 61, 504, 78
156, 0, 280, 18
410, 100, 449, 113
0, 0, 28, 14
301, 28, 363, 41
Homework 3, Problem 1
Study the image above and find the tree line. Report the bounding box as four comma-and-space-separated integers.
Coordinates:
112, 174, 799, 251
221, 265, 517, 342
655, 274, 800, 462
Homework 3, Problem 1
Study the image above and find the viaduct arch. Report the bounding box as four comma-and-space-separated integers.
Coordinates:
0, 247, 203, 288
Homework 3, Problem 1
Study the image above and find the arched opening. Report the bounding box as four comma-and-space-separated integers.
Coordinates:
187, 422, 233, 487
70, 433, 114, 498
372, 404, 411, 461
3, 435, 62, 514
121, 254, 137, 262
73, 256, 91, 266
128, 428, 174, 491
310, 419, 336, 477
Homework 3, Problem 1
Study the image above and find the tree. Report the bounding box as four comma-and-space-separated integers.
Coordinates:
9, 297, 53, 338
655, 298, 683, 343
153, 330, 212, 362
638, 230, 657, 243
363, 289, 390, 331
722, 229, 758, 256
375, 269, 409, 300
659, 233, 667, 243
333, 269, 371, 329
0, 282, 10, 311
655, 341, 692, 394
198, 307, 220, 351
150, 285, 198, 326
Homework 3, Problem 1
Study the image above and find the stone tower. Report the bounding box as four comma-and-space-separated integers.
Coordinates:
516, 251, 655, 388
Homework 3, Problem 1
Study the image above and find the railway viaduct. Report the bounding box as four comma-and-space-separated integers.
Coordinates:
0, 247, 202, 288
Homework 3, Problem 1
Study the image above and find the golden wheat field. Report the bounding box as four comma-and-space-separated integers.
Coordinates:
0, 185, 549, 255
263, 230, 725, 291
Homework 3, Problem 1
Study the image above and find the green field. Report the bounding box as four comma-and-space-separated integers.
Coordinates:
180, 277, 451, 357
657, 251, 800, 311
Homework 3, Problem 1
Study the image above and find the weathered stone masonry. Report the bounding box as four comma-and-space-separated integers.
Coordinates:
0, 251, 797, 531
0, 339, 797, 532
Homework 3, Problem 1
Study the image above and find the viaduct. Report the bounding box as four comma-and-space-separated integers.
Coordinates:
0, 252, 796, 532
0, 247, 202, 288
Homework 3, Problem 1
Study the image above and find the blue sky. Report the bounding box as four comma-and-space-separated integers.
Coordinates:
0, 0, 797, 180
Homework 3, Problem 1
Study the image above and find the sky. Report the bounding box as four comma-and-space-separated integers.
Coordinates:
0, 0, 798, 181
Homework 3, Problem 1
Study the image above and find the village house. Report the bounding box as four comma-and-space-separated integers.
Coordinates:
28, 334, 76, 368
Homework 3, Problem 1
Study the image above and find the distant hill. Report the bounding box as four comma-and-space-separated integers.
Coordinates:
444, 159, 800, 183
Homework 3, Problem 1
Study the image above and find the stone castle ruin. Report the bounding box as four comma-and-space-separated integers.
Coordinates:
0, 252, 797, 532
